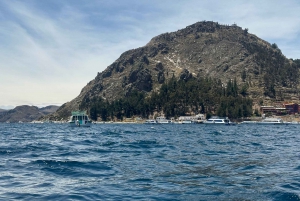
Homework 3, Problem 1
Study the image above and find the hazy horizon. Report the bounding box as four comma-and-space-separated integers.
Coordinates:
0, 104, 61, 110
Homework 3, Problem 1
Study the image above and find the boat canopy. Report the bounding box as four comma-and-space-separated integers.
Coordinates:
71, 111, 87, 116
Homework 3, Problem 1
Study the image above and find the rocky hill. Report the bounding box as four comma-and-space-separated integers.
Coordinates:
39, 105, 60, 115
47, 21, 300, 120
0, 105, 59, 123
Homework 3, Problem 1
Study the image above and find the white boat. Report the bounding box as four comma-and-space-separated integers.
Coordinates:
241, 121, 258, 124
241, 118, 287, 125
144, 119, 157, 124
181, 120, 194, 124
203, 116, 233, 125
257, 118, 284, 125
284, 121, 299, 124
156, 116, 172, 124
68, 111, 92, 127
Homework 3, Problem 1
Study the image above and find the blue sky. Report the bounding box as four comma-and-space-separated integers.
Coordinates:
0, 0, 300, 109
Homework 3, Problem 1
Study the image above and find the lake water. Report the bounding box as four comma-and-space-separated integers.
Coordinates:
0, 123, 300, 200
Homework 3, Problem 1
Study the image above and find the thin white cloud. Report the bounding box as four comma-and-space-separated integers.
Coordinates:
0, 1, 133, 107
0, 0, 299, 108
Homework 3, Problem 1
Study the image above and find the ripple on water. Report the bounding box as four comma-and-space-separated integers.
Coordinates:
265, 191, 300, 201
0, 123, 300, 200
31, 159, 114, 177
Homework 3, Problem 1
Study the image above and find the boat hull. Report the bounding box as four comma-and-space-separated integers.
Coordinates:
157, 121, 172, 124
203, 122, 234, 125
69, 121, 92, 127
144, 120, 157, 124
181, 120, 194, 124
242, 118, 286, 125
256, 122, 285, 125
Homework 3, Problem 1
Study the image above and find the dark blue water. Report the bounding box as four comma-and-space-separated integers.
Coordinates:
0, 123, 300, 200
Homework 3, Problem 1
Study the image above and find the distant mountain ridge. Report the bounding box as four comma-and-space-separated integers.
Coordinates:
0, 105, 59, 123
39, 105, 60, 115
46, 21, 300, 120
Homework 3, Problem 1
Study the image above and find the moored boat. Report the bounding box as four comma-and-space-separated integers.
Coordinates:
284, 121, 300, 124
241, 118, 287, 125
241, 120, 258, 124
181, 120, 194, 124
257, 117, 284, 125
144, 119, 157, 124
68, 111, 92, 127
156, 116, 172, 124
203, 116, 234, 125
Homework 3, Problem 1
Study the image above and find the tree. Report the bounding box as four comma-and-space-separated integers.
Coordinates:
241, 69, 247, 81
86, 75, 253, 120
240, 84, 248, 97
271, 43, 278, 49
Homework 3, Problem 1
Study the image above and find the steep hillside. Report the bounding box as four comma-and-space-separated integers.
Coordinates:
47, 21, 300, 120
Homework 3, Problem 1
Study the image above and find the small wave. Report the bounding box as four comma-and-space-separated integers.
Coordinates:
122, 140, 160, 149
266, 191, 300, 201
128, 178, 153, 183
101, 141, 119, 147
251, 142, 261, 146
32, 159, 114, 177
